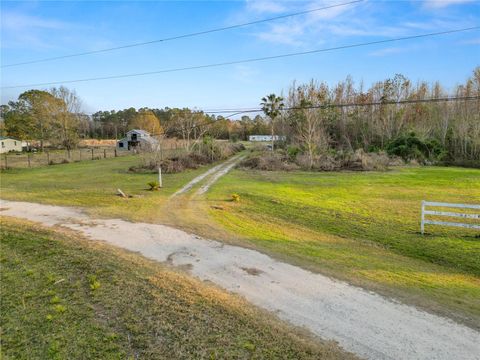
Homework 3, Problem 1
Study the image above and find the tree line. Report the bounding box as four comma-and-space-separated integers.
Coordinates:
268, 67, 479, 165
1, 67, 478, 164
1, 92, 272, 150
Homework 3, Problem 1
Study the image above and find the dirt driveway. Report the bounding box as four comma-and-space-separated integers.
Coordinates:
1, 199, 479, 360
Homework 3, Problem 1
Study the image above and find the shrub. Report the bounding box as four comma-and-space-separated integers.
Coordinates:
386, 132, 446, 162
231, 193, 240, 202
131, 139, 245, 174
240, 151, 299, 171
147, 181, 160, 191
286, 146, 301, 160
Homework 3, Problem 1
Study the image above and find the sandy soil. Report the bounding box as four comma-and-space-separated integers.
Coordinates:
170, 154, 242, 198
196, 155, 246, 195
1, 200, 478, 360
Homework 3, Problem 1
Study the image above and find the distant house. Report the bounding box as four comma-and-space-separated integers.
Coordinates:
117, 129, 158, 151
0, 136, 22, 153
249, 135, 286, 142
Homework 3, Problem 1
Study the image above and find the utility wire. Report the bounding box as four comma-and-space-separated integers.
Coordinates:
203, 95, 480, 115
1, 0, 362, 68
3, 26, 478, 90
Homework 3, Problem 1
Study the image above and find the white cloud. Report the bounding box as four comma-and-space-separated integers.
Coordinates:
369, 47, 408, 57
256, 21, 306, 45
459, 37, 480, 45
247, 0, 367, 46
246, 0, 287, 13
231, 64, 260, 83
422, 0, 475, 9
1, 11, 69, 31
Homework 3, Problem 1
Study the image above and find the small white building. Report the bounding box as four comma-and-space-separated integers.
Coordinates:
249, 135, 286, 142
0, 136, 22, 153
117, 129, 158, 151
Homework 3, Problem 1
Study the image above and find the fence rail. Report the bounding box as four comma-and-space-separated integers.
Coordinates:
1, 148, 127, 169
1, 139, 187, 169
421, 201, 480, 234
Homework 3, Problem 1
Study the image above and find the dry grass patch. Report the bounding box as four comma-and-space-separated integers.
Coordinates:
0, 216, 357, 360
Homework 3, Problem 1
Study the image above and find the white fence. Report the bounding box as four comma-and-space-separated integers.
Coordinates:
421, 201, 480, 234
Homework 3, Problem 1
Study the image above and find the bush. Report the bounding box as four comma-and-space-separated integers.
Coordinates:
147, 181, 160, 191
231, 193, 240, 202
242, 148, 396, 172
131, 139, 245, 174
240, 152, 299, 171
386, 132, 446, 162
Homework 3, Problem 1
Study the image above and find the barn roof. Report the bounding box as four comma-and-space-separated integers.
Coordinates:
127, 129, 150, 136
0, 136, 19, 141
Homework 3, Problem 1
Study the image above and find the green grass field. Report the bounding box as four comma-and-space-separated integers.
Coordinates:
0, 155, 211, 223
1, 156, 479, 328
206, 167, 480, 327
1, 217, 354, 359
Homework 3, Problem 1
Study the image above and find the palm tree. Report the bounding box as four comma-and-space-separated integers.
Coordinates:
260, 94, 284, 151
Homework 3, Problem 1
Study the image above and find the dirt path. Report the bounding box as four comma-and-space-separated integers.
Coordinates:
1, 200, 479, 360
170, 154, 243, 198
196, 155, 246, 195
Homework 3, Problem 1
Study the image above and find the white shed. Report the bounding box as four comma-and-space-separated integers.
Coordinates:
0, 137, 22, 153
248, 135, 286, 142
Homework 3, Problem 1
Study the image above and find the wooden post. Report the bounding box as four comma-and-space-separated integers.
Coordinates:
47, 151, 50, 165
104, 149, 106, 158
158, 167, 163, 188
4, 154, 7, 169
114, 148, 117, 157
421, 200, 425, 235
79, 150, 82, 161
91, 148, 94, 160
27, 154, 31, 168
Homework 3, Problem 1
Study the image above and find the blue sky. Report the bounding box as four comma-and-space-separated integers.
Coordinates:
1, 0, 479, 114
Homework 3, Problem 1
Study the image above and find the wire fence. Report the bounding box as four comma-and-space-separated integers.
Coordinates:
1, 139, 188, 169
1, 147, 125, 169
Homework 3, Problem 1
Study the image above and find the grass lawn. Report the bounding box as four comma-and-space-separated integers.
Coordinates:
0, 155, 213, 223
206, 166, 480, 328
1, 157, 479, 328
0, 217, 355, 359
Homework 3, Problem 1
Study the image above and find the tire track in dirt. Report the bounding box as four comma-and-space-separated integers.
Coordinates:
195, 155, 246, 196
170, 154, 243, 198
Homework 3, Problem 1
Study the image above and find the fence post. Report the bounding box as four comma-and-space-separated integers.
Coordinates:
91, 148, 94, 160
104, 149, 106, 158
27, 154, 31, 168
158, 167, 163, 188
421, 200, 425, 235
114, 148, 117, 157
79, 149, 82, 161
4, 154, 7, 169
47, 151, 50, 165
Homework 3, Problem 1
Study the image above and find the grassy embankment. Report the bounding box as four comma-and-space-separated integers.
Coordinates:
1, 217, 354, 359
206, 167, 480, 328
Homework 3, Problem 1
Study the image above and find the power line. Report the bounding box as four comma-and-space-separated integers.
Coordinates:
204, 95, 480, 115
3, 26, 478, 90
1, 0, 362, 68
151, 95, 480, 136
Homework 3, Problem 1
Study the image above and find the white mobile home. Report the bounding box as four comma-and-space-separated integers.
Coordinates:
0, 137, 22, 153
249, 135, 286, 142
117, 129, 158, 151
